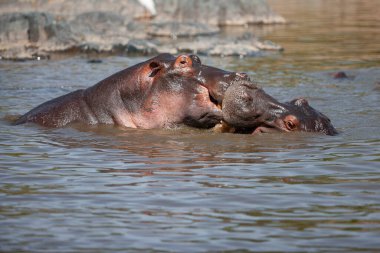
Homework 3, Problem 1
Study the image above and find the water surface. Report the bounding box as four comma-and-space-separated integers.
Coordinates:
1, 0, 380, 252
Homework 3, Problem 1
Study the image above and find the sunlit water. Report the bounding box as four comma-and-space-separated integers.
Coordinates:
1, 1, 380, 252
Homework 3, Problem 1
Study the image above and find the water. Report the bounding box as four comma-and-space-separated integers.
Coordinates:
1, 0, 380, 252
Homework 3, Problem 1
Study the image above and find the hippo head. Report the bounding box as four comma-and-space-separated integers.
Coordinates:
116, 53, 223, 128
221, 80, 338, 135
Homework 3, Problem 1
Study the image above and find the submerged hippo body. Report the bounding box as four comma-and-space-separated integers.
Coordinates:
221, 80, 338, 135
15, 54, 224, 129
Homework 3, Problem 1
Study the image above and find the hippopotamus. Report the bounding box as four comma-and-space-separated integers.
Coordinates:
220, 80, 338, 135
14, 53, 242, 129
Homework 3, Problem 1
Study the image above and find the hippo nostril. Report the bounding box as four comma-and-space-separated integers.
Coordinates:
175, 55, 192, 68
180, 55, 189, 65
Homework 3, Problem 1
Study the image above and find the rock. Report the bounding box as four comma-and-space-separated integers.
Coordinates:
70, 12, 128, 35
154, 0, 285, 26
124, 39, 158, 55
87, 59, 103, 64
148, 22, 220, 38
0, 13, 30, 46
0, 12, 76, 60
0, 46, 50, 60
333, 71, 348, 79
0, 0, 285, 60
0, 0, 147, 20
70, 12, 131, 52
0, 0, 285, 25
170, 33, 283, 56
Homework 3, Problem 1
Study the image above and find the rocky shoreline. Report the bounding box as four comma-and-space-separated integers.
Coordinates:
0, 0, 285, 60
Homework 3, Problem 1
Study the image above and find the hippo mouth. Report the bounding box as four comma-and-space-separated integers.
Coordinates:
231, 124, 286, 135
214, 121, 283, 135
250, 117, 291, 135
219, 115, 292, 135
209, 93, 222, 110
250, 125, 286, 135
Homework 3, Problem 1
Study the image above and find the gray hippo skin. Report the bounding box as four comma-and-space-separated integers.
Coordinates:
221, 80, 338, 135
15, 53, 228, 129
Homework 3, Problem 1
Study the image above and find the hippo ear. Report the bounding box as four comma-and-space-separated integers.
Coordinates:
189, 54, 202, 65
291, 98, 309, 107
283, 115, 300, 131
149, 61, 162, 77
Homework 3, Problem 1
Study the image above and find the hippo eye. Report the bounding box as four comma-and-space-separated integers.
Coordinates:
283, 115, 299, 131
286, 120, 296, 130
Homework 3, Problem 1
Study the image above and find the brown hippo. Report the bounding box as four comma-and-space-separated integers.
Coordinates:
15, 53, 230, 129
220, 80, 338, 135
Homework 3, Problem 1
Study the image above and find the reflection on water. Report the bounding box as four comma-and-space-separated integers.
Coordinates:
1, 0, 380, 252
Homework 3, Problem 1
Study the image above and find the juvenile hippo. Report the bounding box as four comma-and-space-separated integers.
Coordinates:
15, 53, 225, 129
221, 80, 338, 135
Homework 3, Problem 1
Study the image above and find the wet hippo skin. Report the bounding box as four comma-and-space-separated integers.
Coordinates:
15, 53, 223, 129
196, 64, 250, 105
221, 80, 338, 135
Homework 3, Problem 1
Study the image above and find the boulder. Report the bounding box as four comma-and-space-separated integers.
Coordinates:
148, 22, 220, 38
0, 12, 76, 59
173, 33, 283, 56
154, 0, 285, 25
70, 12, 131, 52
0, 0, 285, 60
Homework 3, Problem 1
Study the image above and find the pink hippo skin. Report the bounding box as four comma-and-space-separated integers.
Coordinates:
15, 54, 231, 129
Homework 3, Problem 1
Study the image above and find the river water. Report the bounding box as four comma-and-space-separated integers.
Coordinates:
1, 0, 380, 252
